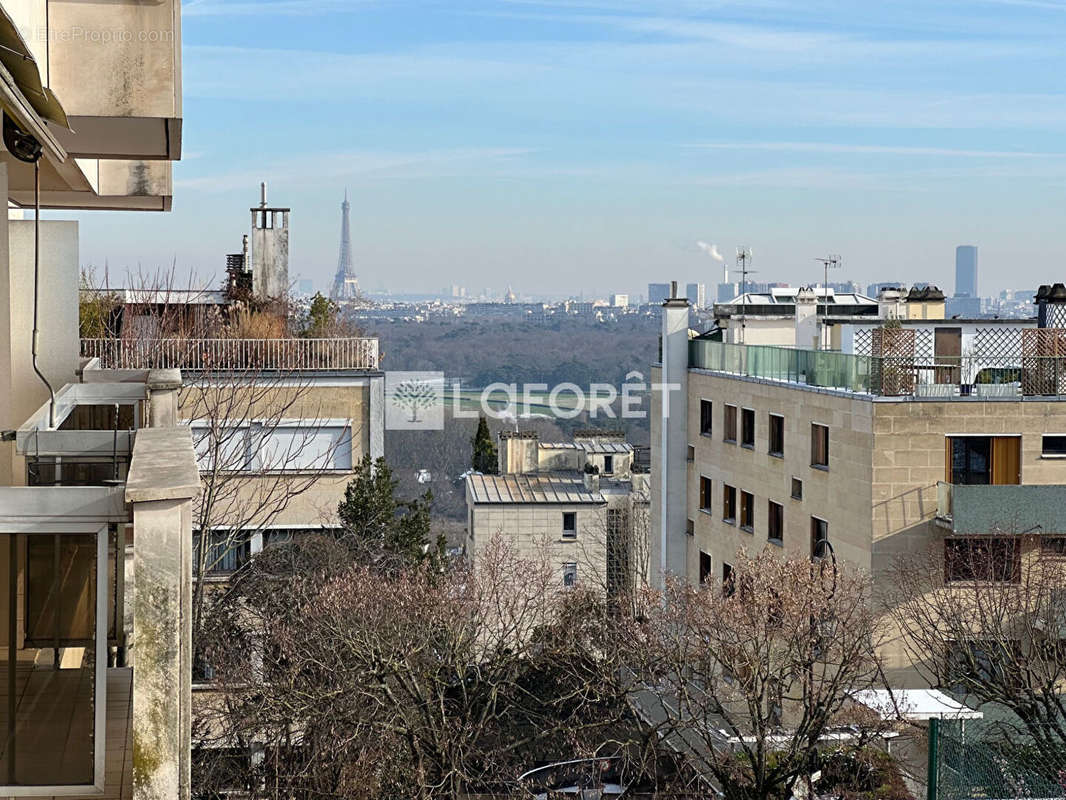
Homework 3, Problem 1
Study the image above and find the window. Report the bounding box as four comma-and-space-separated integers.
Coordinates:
741, 408, 755, 449
791, 477, 803, 500
686, 518, 695, 535
562, 512, 577, 539
945, 538, 1020, 583
811, 424, 829, 469
603, 455, 614, 475
699, 476, 713, 513
722, 485, 737, 524
740, 491, 755, 532
768, 501, 784, 544
563, 562, 578, 587
769, 414, 785, 457
810, 517, 828, 560
191, 420, 354, 472
699, 551, 712, 585
1043, 435, 1066, 458
687, 444, 695, 462
724, 405, 737, 443
700, 400, 713, 435
722, 563, 735, 597
194, 530, 251, 575
1042, 536, 1066, 556
947, 436, 1020, 485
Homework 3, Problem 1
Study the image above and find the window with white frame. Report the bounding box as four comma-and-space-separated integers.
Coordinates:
190, 419, 353, 472
563, 562, 578, 587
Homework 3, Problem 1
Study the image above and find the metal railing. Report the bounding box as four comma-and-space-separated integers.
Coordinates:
81, 337, 380, 372
688, 339, 1066, 398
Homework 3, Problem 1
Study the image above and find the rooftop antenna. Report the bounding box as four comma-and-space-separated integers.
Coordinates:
814, 254, 842, 350
736, 247, 756, 344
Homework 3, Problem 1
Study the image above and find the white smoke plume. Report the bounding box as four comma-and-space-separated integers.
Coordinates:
697, 241, 724, 262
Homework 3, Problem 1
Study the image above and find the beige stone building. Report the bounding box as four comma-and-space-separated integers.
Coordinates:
652, 282, 1066, 686
0, 1, 190, 797
466, 431, 649, 596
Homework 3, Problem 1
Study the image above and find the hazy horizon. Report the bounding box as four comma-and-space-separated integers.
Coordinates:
61, 0, 1066, 298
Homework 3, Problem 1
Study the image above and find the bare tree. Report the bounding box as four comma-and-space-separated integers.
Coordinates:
888, 537, 1066, 762
196, 535, 638, 799
626, 548, 887, 800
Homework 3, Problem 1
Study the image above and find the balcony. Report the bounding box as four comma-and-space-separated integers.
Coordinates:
82, 336, 380, 372
689, 339, 1066, 399
935, 482, 1066, 535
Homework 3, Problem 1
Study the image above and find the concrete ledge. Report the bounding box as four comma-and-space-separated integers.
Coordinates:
147, 369, 184, 391
125, 427, 200, 504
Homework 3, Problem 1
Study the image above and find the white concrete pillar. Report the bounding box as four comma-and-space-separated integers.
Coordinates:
655, 283, 690, 588
147, 369, 182, 428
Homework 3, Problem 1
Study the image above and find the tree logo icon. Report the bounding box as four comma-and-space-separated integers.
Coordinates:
385, 372, 445, 430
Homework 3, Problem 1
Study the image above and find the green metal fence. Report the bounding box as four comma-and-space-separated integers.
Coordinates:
933, 717, 1066, 800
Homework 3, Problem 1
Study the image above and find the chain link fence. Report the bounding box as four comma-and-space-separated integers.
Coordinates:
933, 716, 1066, 800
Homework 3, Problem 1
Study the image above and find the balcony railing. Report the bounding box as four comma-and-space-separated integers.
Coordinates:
82, 337, 380, 372
688, 339, 1066, 398
936, 481, 1066, 534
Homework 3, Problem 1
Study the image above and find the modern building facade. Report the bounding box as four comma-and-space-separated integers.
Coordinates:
0, 1, 188, 796
652, 282, 1066, 686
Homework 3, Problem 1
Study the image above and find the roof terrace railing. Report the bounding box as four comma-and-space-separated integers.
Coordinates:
688, 339, 1066, 398
81, 337, 380, 372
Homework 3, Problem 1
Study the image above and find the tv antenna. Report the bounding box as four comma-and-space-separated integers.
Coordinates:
736, 247, 757, 344
814, 254, 842, 350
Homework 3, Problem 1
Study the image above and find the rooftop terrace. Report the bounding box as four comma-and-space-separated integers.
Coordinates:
688, 339, 1066, 399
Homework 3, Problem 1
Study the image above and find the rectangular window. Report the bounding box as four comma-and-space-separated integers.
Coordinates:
1043, 435, 1066, 458
724, 405, 738, 444
722, 562, 735, 597
741, 408, 756, 449
722, 485, 737, 524
768, 501, 784, 544
947, 436, 1020, 485
687, 444, 695, 462
811, 424, 829, 469
700, 400, 713, 435
686, 518, 695, 535
769, 414, 785, 457
945, 538, 1020, 583
563, 562, 578, 587
1042, 536, 1066, 556
699, 476, 713, 513
810, 517, 828, 560
603, 455, 614, 475
699, 551, 712, 584
194, 530, 251, 575
562, 512, 577, 539
192, 421, 354, 472
740, 491, 755, 532
791, 477, 803, 500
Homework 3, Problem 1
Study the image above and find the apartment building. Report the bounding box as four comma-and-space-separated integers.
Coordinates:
0, 1, 188, 797
652, 282, 1066, 686
466, 430, 649, 596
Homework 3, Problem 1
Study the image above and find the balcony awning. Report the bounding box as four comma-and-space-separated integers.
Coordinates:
0, 6, 69, 129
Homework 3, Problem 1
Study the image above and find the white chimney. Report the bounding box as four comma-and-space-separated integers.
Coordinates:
794, 287, 819, 349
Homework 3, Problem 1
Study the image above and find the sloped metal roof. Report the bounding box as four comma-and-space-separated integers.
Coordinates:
467, 471, 605, 504
540, 441, 633, 454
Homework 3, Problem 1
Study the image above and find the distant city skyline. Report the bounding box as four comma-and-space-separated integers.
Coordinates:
60, 0, 1066, 296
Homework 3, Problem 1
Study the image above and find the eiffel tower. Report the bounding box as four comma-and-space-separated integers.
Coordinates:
330, 190, 360, 301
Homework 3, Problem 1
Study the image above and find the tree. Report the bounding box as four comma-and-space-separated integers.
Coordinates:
338, 454, 442, 566
889, 539, 1066, 764
470, 414, 498, 474
626, 549, 886, 800
302, 291, 338, 337
196, 537, 637, 799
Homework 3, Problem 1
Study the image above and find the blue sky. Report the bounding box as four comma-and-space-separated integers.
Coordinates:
75, 0, 1066, 297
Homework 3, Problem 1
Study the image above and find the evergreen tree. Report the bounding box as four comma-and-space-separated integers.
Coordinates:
471, 415, 499, 474
338, 455, 442, 566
